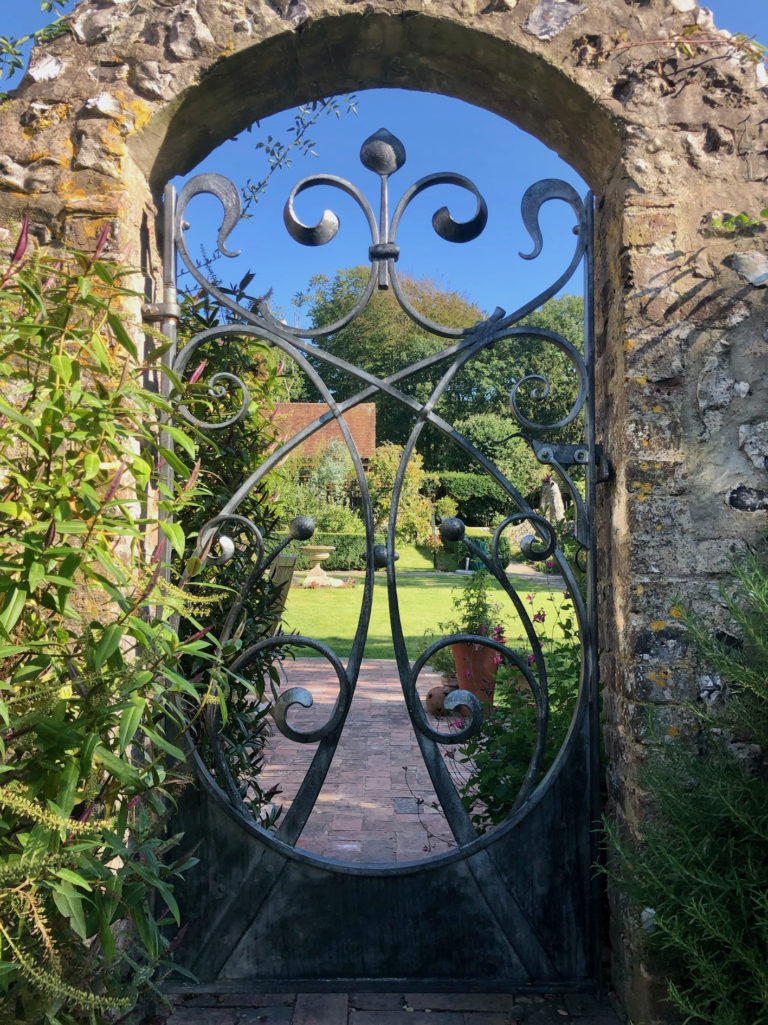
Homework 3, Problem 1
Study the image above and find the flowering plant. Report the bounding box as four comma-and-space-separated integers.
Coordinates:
446, 571, 506, 641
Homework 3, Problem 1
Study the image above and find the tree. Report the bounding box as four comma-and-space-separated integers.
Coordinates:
299, 267, 484, 466
300, 269, 585, 491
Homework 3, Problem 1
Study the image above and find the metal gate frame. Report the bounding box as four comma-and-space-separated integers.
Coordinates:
157, 128, 603, 993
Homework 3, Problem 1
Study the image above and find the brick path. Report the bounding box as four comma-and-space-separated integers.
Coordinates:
257, 658, 455, 861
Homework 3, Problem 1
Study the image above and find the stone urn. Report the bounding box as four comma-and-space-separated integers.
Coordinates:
301, 544, 342, 588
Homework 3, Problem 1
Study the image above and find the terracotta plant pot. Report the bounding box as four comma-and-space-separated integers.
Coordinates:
451, 642, 500, 707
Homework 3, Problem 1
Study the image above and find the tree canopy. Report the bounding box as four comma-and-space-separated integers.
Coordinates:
295, 268, 585, 484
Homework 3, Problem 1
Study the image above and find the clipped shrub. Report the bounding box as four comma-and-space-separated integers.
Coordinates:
433, 471, 514, 525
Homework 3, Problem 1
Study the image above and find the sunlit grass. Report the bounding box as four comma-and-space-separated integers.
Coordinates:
282, 572, 572, 659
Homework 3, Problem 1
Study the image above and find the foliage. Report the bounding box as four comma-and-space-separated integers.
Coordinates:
0, 227, 217, 1021
275, 440, 361, 533
610, 23, 767, 70
606, 553, 768, 1025
300, 270, 585, 467
175, 283, 290, 826
456, 603, 580, 830
241, 97, 358, 218
424, 471, 508, 524
367, 443, 433, 543
710, 209, 768, 234
444, 571, 506, 638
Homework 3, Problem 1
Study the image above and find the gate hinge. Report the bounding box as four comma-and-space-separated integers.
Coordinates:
595, 444, 613, 484
143, 301, 180, 323
530, 440, 612, 482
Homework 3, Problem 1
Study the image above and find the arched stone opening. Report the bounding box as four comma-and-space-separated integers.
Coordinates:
1, 2, 767, 1019
129, 14, 620, 191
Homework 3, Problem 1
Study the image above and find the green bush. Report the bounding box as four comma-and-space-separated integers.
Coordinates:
430, 471, 516, 525
607, 553, 768, 1025
441, 533, 512, 573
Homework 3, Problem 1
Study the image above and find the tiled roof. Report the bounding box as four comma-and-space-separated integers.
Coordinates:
273, 403, 376, 459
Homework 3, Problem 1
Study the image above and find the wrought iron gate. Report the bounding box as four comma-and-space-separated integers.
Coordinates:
159, 128, 602, 992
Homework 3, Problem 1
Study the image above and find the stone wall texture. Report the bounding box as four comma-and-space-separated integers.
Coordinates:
1, 1, 767, 1020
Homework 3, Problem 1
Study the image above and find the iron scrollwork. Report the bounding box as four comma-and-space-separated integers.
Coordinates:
167, 127, 598, 859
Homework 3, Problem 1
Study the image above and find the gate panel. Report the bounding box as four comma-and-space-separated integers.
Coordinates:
164, 127, 601, 991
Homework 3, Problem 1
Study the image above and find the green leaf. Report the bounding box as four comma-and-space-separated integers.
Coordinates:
83, 451, 101, 480
160, 520, 185, 557
93, 261, 115, 286
0, 393, 35, 429
56, 759, 79, 816
0, 586, 27, 639
27, 561, 45, 592
157, 445, 190, 477
106, 312, 137, 358
51, 884, 88, 940
161, 423, 197, 458
93, 744, 141, 787
55, 867, 91, 890
50, 353, 73, 384
99, 909, 116, 963
118, 695, 145, 754
93, 623, 124, 669
141, 725, 185, 762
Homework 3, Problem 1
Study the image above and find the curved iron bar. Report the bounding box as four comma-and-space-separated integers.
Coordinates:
172, 326, 379, 841
496, 179, 588, 332
377, 310, 589, 840
384, 171, 488, 337
170, 318, 588, 521
175, 148, 585, 344
228, 635, 352, 743
169, 152, 594, 853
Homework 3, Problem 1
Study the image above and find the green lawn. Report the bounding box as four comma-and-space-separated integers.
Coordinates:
282, 572, 572, 659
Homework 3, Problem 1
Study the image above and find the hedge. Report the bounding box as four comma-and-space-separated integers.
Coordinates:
426, 471, 516, 526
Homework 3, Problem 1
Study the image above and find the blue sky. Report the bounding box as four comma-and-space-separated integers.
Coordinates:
3, 1, 767, 323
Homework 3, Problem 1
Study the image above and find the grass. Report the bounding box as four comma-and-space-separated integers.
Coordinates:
282, 571, 573, 659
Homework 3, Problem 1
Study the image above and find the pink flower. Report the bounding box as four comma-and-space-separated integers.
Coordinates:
546, 559, 554, 568
533, 610, 546, 624
525, 594, 534, 604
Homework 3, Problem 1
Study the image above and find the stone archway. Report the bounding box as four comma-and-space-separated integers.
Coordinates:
1, 1, 767, 1018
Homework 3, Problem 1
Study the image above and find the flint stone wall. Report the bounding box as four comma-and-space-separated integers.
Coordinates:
1, 0, 767, 1020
